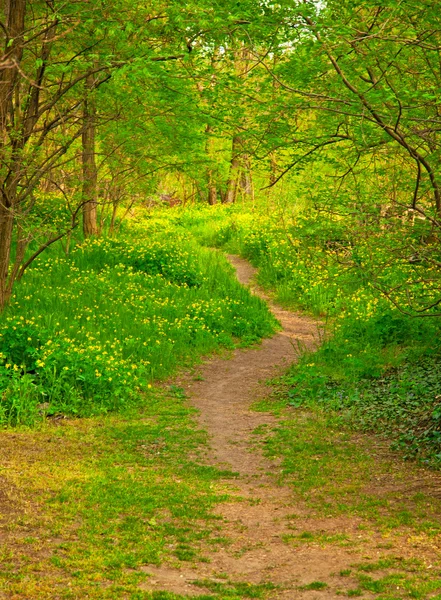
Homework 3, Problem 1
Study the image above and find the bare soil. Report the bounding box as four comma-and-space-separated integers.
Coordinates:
143, 256, 441, 599
189, 255, 320, 477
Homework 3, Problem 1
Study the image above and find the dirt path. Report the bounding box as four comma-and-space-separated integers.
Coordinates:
143, 257, 347, 598
189, 255, 319, 476
145, 255, 441, 599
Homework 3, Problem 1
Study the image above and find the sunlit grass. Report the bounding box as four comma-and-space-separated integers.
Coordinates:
0, 219, 277, 425
0, 385, 233, 598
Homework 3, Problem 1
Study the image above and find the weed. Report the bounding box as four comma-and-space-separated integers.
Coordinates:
299, 581, 328, 590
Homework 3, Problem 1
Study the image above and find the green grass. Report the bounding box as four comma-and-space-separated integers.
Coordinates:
0, 216, 277, 425
178, 203, 441, 465
0, 385, 234, 598
192, 579, 276, 598
299, 581, 328, 590
254, 394, 441, 530
348, 570, 441, 599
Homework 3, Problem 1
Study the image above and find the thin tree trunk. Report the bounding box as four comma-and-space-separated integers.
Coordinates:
224, 45, 254, 204
224, 135, 242, 204
0, 200, 14, 310
208, 180, 217, 205
0, 0, 26, 310
82, 73, 98, 237
0, 0, 26, 134
205, 125, 217, 205
7, 222, 29, 289
240, 154, 254, 200
109, 200, 118, 235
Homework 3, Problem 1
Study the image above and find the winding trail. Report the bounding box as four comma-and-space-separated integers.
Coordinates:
144, 255, 441, 599
144, 256, 344, 598
190, 255, 319, 476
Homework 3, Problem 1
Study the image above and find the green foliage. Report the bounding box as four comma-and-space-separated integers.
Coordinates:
182, 203, 441, 464
74, 236, 205, 288
291, 356, 441, 466
0, 215, 276, 426
299, 581, 328, 591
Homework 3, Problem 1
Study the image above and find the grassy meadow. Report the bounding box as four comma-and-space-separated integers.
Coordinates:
0, 215, 276, 426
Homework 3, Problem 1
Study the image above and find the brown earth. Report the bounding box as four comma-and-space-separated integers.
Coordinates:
142, 256, 441, 599
143, 256, 328, 598
190, 254, 320, 477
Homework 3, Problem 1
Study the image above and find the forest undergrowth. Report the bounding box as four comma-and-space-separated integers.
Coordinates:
179, 203, 441, 467
0, 215, 277, 426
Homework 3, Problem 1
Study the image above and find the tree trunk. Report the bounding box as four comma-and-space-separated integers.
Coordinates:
0, 0, 26, 310
0, 0, 26, 135
82, 73, 98, 237
225, 135, 254, 204
205, 125, 217, 205
0, 199, 14, 310
109, 201, 118, 235
224, 46, 254, 204
240, 154, 254, 200
208, 183, 217, 205
224, 135, 242, 204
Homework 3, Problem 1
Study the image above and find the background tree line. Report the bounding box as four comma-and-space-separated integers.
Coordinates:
1, 0, 440, 314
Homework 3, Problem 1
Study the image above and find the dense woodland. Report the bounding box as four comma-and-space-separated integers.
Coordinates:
1, 0, 441, 436
1, 0, 440, 301
3, 1, 441, 597
1, 0, 441, 435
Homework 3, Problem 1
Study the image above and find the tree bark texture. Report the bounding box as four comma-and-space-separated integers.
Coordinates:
0, 201, 13, 309
82, 73, 98, 237
0, 0, 26, 310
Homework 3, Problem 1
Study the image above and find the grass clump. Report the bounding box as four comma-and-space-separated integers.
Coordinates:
299, 581, 328, 590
